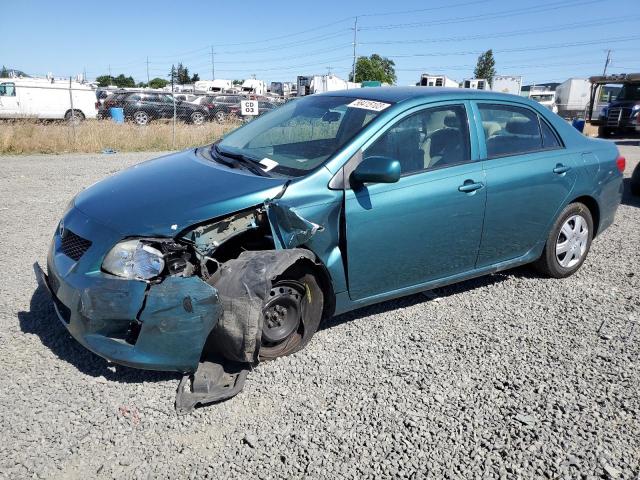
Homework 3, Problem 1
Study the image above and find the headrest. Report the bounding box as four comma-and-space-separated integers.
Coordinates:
443, 113, 460, 128
506, 117, 538, 136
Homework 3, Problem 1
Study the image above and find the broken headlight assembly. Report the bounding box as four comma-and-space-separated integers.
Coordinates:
102, 239, 166, 280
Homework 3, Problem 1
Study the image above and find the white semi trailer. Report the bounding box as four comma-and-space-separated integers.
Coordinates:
555, 78, 591, 118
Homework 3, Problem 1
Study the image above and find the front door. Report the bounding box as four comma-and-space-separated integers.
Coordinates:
344, 103, 486, 300
474, 102, 578, 267
0, 82, 19, 118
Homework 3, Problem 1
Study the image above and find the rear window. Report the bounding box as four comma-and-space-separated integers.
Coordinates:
478, 104, 562, 158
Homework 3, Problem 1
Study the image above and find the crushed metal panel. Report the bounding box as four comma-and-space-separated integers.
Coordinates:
207, 249, 316, 363
136, 276, 222, 372
183, 209, 263, 255
266, 202, 321, 249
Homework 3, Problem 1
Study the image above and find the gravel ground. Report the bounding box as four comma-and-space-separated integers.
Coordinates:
0, 142, 638, 480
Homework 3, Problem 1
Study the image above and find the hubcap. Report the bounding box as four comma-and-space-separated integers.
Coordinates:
261, 280, 303, 344
193, 113, 204, 124
556, 214, 588, 268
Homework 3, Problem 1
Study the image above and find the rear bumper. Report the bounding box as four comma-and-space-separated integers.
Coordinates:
36, 207, 222, 373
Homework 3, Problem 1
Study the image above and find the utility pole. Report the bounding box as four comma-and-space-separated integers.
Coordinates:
108, 64, 111, 81
602, 49, 611, 76
351, 16, 358, 83
327, 66, 332, 76
211, 45, 215, 80
146, 56, 150, 84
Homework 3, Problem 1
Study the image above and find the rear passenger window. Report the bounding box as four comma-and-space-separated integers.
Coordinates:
540, 119, 561, 149
364, 104, 471, 175
479, 104, 547, 158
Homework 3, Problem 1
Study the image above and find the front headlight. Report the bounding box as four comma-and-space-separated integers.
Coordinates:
102, 239, 165, 280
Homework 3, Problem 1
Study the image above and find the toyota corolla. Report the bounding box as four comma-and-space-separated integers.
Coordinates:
35, 88, 624, 409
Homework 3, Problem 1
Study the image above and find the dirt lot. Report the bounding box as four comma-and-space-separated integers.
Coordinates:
0, 141, 638, 479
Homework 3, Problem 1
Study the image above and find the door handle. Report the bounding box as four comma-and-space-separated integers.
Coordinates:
458, 180, 484, 193
553, 164, 571, 174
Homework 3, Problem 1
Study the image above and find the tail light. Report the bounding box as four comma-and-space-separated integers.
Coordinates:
95, 101, 100, 109
206, 104, 214, 109
616, 155, 626, 173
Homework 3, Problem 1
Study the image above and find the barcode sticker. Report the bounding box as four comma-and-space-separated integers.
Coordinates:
347, 99, 391, 112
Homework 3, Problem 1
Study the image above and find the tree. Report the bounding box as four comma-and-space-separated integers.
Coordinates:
0, 65, 8, 77
149, 77, 169, 89
474, 49, 496, 85
176, 63, 190, 84
95, 74, 135, 88
349, 54, 396, 84
191, 73, 200, 82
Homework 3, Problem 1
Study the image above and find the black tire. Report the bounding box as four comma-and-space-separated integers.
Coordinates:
64, 110, 85, 124
631, 164, 640, 196
533, 203, 594, 279
132, 110, 150, 126
259, 265, 324, 360
190, 110, 206, 125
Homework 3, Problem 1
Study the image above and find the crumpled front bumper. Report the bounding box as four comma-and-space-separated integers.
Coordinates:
35, 207, 222, 373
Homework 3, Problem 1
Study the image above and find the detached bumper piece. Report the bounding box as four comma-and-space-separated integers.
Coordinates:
175, 360, 250, 414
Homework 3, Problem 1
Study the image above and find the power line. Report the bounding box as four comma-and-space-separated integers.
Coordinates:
360, 0, 598, 31
358, 0, 492, 17
359, 15, 640, 46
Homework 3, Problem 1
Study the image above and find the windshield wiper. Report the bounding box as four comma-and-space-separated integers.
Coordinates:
212, 145, 271, 177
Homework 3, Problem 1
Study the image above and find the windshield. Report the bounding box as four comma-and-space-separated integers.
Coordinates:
615, 83, 640, 102
217, 95, 391, 176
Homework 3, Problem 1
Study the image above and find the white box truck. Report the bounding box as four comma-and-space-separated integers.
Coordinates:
555, 78, 591, 118
0, 77, 97, 120
195, 79, 233, 93
491, 75, 523, 95
297, 75, 357, 96
419, 74, 459, 88
241, 79, 267, 96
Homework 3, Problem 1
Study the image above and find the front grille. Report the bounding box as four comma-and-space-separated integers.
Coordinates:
607, 107, 632, 126
60, 229, 92, 261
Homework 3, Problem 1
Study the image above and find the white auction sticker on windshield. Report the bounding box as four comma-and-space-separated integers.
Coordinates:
259, 158, 279, 171
347, 99, 391, 112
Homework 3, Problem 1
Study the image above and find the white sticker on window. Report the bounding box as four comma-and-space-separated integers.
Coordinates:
259, 158, 279, 171
347, 99, 391, 112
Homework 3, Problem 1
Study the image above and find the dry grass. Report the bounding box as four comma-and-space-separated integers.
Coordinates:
0, 119, 241, 154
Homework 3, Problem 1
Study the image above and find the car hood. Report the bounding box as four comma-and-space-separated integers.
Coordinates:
74, 149, 288, 237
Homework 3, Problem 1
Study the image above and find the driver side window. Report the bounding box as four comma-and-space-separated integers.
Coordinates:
364, 104, 471, 176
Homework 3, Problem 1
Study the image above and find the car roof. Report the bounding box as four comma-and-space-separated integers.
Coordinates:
317, 86, 525, 104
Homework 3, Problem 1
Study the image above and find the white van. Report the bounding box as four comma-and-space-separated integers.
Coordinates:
241, 79, 267, 96
0, 77, 98, 120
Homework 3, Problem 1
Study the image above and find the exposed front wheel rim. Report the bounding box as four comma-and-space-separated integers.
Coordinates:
555, 214, 589, 268
261, 280, 304, 345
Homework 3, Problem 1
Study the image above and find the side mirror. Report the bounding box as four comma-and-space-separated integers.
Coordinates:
350, 156, 401, 186
322, 111, 341, 123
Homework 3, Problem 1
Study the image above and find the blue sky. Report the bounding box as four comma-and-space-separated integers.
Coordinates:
1, 0, 638, 86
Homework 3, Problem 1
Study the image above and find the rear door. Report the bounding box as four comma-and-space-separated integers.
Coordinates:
344, 102, 486, 300
473, 102, 577, 267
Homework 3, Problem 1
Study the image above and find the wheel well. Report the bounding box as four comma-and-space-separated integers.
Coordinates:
571, 195, 600, 237
292, 257, 336, 322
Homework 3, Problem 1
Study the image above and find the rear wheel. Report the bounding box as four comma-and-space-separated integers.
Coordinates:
534, 203, 593, 278
214, 110, 226, 123
259, 266, 324, 360
133, 110, 150, 125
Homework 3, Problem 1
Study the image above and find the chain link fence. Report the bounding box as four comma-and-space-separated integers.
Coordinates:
0, 77, 296, 154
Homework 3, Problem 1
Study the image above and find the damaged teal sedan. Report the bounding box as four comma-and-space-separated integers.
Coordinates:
36, 88, 624, 410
